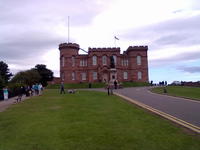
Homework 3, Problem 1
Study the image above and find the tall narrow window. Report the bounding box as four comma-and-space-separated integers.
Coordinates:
62, 56, 65, 67
72, 72, 75, 80
137, 56, 141, 65
81, 72, 86, 80
72, 56, 75, 67
123, 72, 128, 79
92, 55, 97, 66
102, 56, 107, 65
93, 72, 97, 80
61, 72, 65, 81
138, 72, 142, 80
113, 55, 117, 65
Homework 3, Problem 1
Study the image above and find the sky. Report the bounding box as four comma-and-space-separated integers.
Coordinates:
0, 0, 200, 83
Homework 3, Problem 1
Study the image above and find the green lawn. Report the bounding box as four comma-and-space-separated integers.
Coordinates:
47, 81, 150, 89
151, 86, 200, 101
0, 90, 199, 150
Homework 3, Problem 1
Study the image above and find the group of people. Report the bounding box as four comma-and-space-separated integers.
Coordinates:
16, 83, 43, 102
1, 83, 43, 102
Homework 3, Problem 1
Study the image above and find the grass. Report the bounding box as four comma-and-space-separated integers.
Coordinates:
151, 86, 200, 101
47, 82, 106, 89
47, 81, 150, 89
0, 89, 199, 150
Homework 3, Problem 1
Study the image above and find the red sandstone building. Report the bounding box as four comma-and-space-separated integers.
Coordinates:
58, 43, 149, 83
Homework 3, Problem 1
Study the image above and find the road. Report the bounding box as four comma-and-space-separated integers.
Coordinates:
114, 87, 200, 127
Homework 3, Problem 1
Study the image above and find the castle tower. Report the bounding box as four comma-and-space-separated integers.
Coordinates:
59, 43, 79, 82
126, 46, 149, 82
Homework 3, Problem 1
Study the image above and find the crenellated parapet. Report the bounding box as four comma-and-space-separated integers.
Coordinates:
127, 46, 148, 51
59, 43, 80, 50
88, 47, 120, 52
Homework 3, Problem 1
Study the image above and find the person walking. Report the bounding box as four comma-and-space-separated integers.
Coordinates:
3, 87, 8, 100
60, 82, 65, 94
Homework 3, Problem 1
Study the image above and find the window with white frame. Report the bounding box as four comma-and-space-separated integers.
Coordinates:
102, 55, 107, 65
81, 72, 86, 80
92, 55, 97, 65
123, 72, 128, 79
72, 56, 75, 67
80, 59, 87, 66
61, 72, 65, 81
121, 59, 128, 66
138, 71, 142, 80
72, 72, 75, 80
113, 55, 117, 65
137, 56, 141, 65
93, 72, 97, 80
61, 56, 65, 67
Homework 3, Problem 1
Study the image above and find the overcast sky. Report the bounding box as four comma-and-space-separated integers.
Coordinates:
0, 0, 200, 83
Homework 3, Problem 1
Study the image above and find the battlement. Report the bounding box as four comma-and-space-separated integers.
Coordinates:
88, 47, 120, 52
59, 43, 80, 50
127, 46, 148, 50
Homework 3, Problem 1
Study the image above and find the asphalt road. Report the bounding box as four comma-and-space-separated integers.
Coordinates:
114, 87, 200, 127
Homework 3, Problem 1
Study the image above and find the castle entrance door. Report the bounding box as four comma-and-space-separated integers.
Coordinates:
102, 73, 108, 82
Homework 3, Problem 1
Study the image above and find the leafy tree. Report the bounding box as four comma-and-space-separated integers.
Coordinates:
0, 61, 12, 83
34, 64, 53, 86
0, 75, 5, 89
11, 69, 41, 86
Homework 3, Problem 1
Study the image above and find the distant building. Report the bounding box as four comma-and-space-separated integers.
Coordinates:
55, 43, 149, 83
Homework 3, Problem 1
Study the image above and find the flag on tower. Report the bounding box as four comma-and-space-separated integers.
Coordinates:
114, 36, 119, 40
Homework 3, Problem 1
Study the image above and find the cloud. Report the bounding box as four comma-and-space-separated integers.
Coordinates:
177, 66, 200, 73
122, 13, 200, 48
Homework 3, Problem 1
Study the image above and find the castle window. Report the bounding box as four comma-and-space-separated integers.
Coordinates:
72, 72, 75, 80
92, 55, 97, 66
122, 59, 128, 66
93, 72, 97, 80
61, 56, 65, 67
80, 59, 87, 66
102, 55, 107, 65
72, 56, 75, 67
81, 72, 86, 80
61, 72, 65, 81
113, 55, 117, 65
123, 72, 128, 79
138, 71, 142, 80
137, 56, 141, 65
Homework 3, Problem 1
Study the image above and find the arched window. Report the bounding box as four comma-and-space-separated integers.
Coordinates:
93, 72, 97, 80
137, 56, 141, 65
92, 55, 97, 66
72, 72, 75, 80
61, 72, 65, 81
81, 72, 86, 80
138, 72, 142, 80
113, 55, 117, 65
102, 55, 107, 65
123, 72, 128, 79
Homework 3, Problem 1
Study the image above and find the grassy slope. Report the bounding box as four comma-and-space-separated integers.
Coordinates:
151, 86, 200, 101
0, 90, 199, 150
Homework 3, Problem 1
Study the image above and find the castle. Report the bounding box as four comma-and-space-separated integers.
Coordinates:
56, 43, 149, 83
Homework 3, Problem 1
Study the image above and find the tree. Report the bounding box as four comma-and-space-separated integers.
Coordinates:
0, 61, 12, 83
11, 69, 41, 86
0, 75, 5, 89
34, 64, 53, 86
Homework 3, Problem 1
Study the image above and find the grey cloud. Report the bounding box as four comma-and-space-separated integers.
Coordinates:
149, 50, 200, 67
177, 66, 200, 73
122, 14, 200, 49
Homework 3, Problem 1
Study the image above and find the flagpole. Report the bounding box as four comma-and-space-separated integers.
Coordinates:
68, 16, 70, 43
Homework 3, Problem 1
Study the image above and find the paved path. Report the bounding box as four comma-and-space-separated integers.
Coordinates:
0, 96, 28, 112
112, 87, 200, 127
